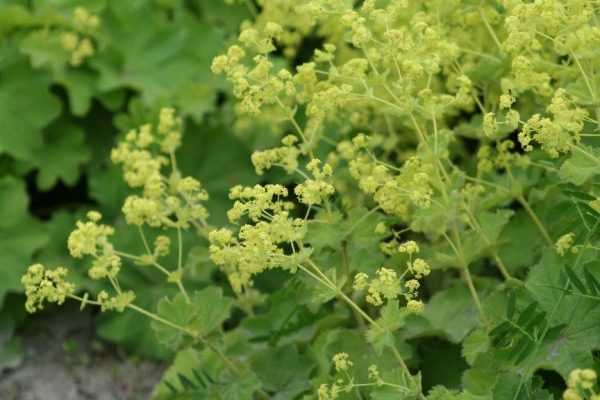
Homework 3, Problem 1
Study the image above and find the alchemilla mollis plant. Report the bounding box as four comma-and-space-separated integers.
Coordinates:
21, 0, 600, 398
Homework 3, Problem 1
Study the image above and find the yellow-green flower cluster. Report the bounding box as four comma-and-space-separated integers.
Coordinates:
22, 264, 75, 313
111, 108, 209, 230
563, 368, 599, 400
350, 153, 433, 220
209, 184, 308, 293
61, 7, 100, 66
317, 382, 342, 400
213, 0, 467, 156
97, 290, 136, 313
353, 241, 429, 312
251, 134, 300, 175
477, 140, 528, 173
332, 353, 353, 372
555, 233, 577, 256
518, 89, 587, 158
502, 0, 595, 56
227, 184, 292, 223
67, 211, 121, 280
294, 159, 335, 205
211, 23, 296, 118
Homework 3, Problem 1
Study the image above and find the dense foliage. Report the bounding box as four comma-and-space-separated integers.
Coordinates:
6, 0, 600, 399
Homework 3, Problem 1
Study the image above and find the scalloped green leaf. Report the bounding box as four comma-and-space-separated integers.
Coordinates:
0, 177, 49, 307
26, 119, 90, 190
0, 60, 61, 161
249, 344, 314, 399
559, 145, 600, 185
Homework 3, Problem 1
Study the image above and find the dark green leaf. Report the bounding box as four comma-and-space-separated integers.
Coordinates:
488, 321, 512, 337
507, 336, 532, 361
516, 302, 538, 327
583, 267, 600, 295
507, 292, 516, 320
565, 265, 587, 294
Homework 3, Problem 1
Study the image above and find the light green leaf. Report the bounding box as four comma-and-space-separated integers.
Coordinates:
193, 287, 233, 336
153, 292, 199, 350
19, 29, 68, 71
219, 369, 262, 400
152, 347, 210, 399
0, 5, 34, 34
566, 76, 600, 106
55, 69, 97, 116
461, 329, 490, 366
367, 301, 405, 355
249, 344, 314, 399
559, 145, 600, 185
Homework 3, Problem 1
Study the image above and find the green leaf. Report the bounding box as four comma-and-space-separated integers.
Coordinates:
219, 369, 262, 400
497, 210, 544, 275
55, 69, 97, 116
371, 369, 422, 400
29, 119, 90, 190
304, 211, 346, 251
153, 292, 199, 350
506, 336, 533, 362
583, 267, 600, 295
405, 284, 480, 343
366, 326, 395, 356
559, 145, 600, 185
91, 3, 223, 120
20, 30, 63, 70
152, 287, 233, 350
566, 75, 600, 106
249, 344, 314, 399
488, 321, 512, 337
152, 347, 210, 399
378, 300, 404, 332
524, 248, 600, 378
506, 292, 516, 320
192, 287, 234, 336
516, 302, 538, 327
557, 183, 596, 201
461, 329, 490, 366
0, 5, 34, 34
492, 372, 552, 400
564, 265, 586, 294
367, 301, 405, 355
311, 268, 345, 305
421, 341, 468, 393
0, 177, 48, 307
0, 60, 61, 161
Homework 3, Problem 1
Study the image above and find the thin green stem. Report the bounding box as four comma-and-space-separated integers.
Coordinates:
176, 227, 190, 303
516, 195, 553, 245
461, 267, 487, 323
478, 7, 503, 53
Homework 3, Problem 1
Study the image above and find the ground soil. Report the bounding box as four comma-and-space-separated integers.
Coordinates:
0, 304, 166, 400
